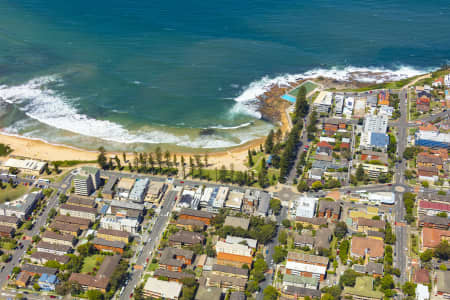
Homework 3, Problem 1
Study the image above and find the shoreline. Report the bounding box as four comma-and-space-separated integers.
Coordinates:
0, 131, 266, 171
0, 68, 435, 171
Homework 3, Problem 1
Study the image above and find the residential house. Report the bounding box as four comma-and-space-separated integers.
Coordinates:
418, 200, 450, 216
102, 176, 117, 199
38, 273, 59, 291
0, 191, 41, 220
16, 272, 31, 288
69, 255, 120, 293
109, 200, 144, 219
282, 274, 319, 290
417, 152, 444, 170
145, 181, 167, 203
216, 241, 253, 268
0, 225, 14, 238
285, 252, 328, 281
280, 285, 321, 299
178, 208, 215, 226
49, 221, 81, 236
318, 201, 341, 220
169, 230, 205, 247
129, 178, 149, 203
350, 237, 384, 261
0, 215, 20, 228
66, 195, 96, 208
59, 204, 97, 222
30, 252, 70, 265
316, 141, 332, 156
413, 268, 430, 285
175, 218, 205, 231
92, 237, 126, 254
206, 264, 249, 291
256, 192, 270, 217
417, 166, 439, 183
295, 216, 327, 229
42, 230, 74, 247
435, 270, 450, 298
54, 215, 91, 230
416, 96, 430, 112
352, 262, 383, 278
362, 163, 389, 179
97, 228, 130, 244
36, 241, 72, 256
143, 277, 182, 300
356, 218, 385, 233
421, 228, 450, 250
418, 215, 449, 230
360, 150, 388, 165
100, 216, 139, 234
21, 264, 58, 276
153, 269, 194, 282
159, 247, 194, 272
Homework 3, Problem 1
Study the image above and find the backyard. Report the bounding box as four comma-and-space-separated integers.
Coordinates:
0, 184, 28, 203
81, 254, 105, 275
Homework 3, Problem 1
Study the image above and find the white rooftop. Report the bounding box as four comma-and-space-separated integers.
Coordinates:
295, 196, 317, 219
143, 277, 182, 299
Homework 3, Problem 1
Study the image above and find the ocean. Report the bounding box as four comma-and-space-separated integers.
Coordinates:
0, 0, 449, 151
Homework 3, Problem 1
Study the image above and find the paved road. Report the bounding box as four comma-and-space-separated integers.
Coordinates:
257, 206, 287, 299
120, 190, 178, 300
393, 89, 408, 285
0, 172, 73, 294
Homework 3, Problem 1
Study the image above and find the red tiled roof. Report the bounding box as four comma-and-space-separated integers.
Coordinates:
422, 228, 450, 248
317, 141, 332, 149
417, 96, 430, 105
419, 123, 438, 132
340, 142, 350, 149
419, 200, 450, 212
414, 268, 430, 284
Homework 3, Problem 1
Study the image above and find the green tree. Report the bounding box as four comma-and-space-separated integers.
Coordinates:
402, 282, 416, 297
273, 246, 287, 263
295, 86, 309, 118
339, 239, 350, 264
265, 130, 274, 153
340, 269, 358, 287
311, 181, 323, 191
247, 149, 253, 167
434, 241, 450, 260
87, 289, 104, 300
420, 249, 433, 262
97, 146, 108, 169
297, 180, 309, 192
278, 230, 288, 245
282, 219, 291, 228
155, 147, 163, 170
334, 221, 347, 239
263, 285, 279, 300
356, 164, 365, 181
270, 198, 281, 215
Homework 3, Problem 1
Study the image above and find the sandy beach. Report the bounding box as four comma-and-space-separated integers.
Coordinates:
0, 132, 267, 171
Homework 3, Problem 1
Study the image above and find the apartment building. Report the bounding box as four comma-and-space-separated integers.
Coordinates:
59, 204, 97, 221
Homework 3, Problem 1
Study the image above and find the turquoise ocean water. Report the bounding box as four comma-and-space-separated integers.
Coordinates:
0, 0, 449, 151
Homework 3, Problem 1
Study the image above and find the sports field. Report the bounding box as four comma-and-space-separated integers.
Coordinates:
288, 81, 318, 97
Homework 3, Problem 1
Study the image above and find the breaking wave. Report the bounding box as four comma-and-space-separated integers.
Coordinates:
231, 64, 431, 118
0, 75, 266, 148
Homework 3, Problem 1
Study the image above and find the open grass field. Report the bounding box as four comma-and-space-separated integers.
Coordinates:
81, 254, 105, 274
0, 184, 28, 203
288, 81, 318, 97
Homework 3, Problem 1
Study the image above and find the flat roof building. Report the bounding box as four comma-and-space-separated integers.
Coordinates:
3, 158, 47, 174
129, 178, 149, 203
143, 277, 182, 300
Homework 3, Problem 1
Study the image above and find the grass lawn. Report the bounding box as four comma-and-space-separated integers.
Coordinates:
147, 263, 159, 272
0, 184, 28, 203
288, 81, 318, 97
81, 255, 105, 274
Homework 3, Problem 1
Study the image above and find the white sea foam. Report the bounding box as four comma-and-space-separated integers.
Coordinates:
208, 122, 252, 130
0, 75, 265, 148
231, 65, 431, 118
